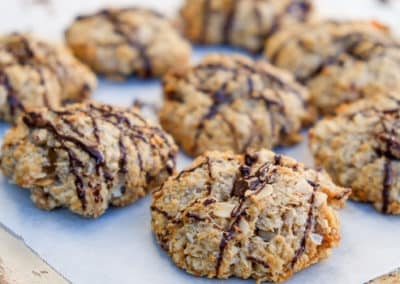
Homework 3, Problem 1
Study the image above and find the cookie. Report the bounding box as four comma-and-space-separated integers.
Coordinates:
309, 94, 400, 214
367, 269, 400, 284
0, 33, 96, 122
151, 149, 350, 283
180, 0, 314, 52
0, 102, 178, 218
65, 7, 192, 79
265, 20, 400, 114
159, 53, 315, 157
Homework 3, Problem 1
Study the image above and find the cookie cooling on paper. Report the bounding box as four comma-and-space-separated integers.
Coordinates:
265, 20, 400, 114
160, 53, 315, 157
151, 149, 350, 283
310, 94, 400, 214
0, 102, 178, 218
65, 7, 191, 79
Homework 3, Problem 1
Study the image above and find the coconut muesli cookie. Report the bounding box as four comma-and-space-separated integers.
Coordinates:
0, 102, 178, 218
309, 94, 400, 214
65, 7, 191, 79
160, 53, 315, 157
151, 149, 350, 283
180, 0, 314, 52
0, 33, 96, 122
265, 20, 400, 114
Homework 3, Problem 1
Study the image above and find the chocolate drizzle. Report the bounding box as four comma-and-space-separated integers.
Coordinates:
200, 0, 211, 42
291, 179, 318, 267
375, 109, 399, 213
247, 256, 269, 269
382, 160, 393, 213
0, 71, 25, 116
223, 1, 238, 43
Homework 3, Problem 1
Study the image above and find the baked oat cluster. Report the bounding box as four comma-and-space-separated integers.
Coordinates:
180, 0, 314, 52
265, 20, 400, 114
160, 53, 315, 157
368, 268, 400, 284
151, 149, 350, 283
310, 94, 400, 214
0, 102, 178, 218
0, 33, 96, 122
65, 7, 192, 79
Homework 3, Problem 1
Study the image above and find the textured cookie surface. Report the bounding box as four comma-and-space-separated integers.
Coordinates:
0, 33, 96, 122
180, 0, 314, 52
0, 102, 177, 218
160, 53, 314, 157
266, 20, 400, 114
65, 7, 191, 79
368, 268, 400, 284
309, 94, 400, 214
151, 149, 350, 283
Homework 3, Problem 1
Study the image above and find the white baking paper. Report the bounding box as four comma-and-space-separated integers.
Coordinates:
0, 1, 400, 283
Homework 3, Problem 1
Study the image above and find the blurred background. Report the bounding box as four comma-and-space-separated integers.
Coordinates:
1, 0, 399, 40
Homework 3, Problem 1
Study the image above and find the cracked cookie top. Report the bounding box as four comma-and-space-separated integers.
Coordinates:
0, 33, 96, 122
309, 94, 400, 214
0, 102, 178, 218
265, 20, 400, 114
180, 0, 314, 52
65, 7, 192, 79
151, 149, 349, 282
160, 53, 315, 157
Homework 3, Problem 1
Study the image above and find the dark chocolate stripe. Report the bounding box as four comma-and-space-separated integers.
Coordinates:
0, 71, 25, 116
151, 205, 173, 219
216, 160, 275, 275
200, 0, 211, 42
223, 0, 238, 43
247, 256, 269, 269
100, 10, 153, 77
291, 180, 317, 267
382, 160, 393, 213
36, 67, 51, 108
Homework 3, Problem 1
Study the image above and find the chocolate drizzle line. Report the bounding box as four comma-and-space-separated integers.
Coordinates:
247, 256, 269, 269
223, 0, 238, 43
36, 67, 51, 108
291, 179, 318, 268
215, 157, 278, 276
97, 9, 153, 77
0, 72, 25, 116
200, 0, 211, 42
375, 109, 399, 213
382, 160, 393, 213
